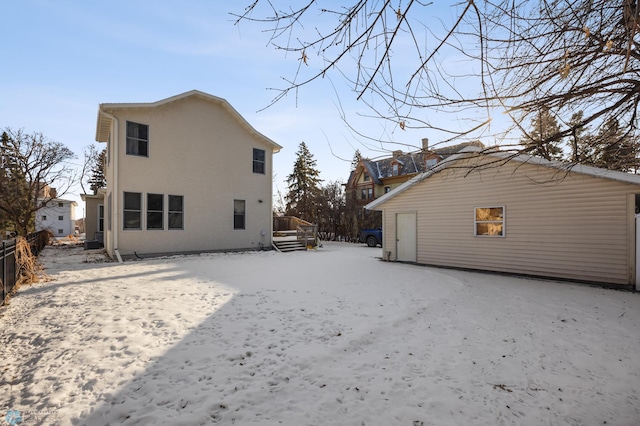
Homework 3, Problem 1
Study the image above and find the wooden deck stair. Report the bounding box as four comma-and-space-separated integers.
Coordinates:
272, 217, 317, 253
273, 239, 307, 252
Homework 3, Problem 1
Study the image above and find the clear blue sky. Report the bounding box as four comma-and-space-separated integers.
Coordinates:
1, 1, 496, 213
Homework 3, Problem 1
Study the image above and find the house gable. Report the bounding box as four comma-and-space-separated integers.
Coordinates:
96, 90, 282, 153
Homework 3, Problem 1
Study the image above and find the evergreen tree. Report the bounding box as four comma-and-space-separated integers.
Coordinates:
0, 131, 30, 234
88, 148, 106, 194
285, 142, 322, 223
568, 111, 596, 164
0, 132, 11, 233
521, 108, 564, 161
350, 149, 362, 170
594, 118, 639, 172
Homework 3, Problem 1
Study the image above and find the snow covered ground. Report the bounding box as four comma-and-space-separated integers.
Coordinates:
0, 242, 639, 426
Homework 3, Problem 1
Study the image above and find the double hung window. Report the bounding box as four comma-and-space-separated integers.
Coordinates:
168, 195, 184, 230
98, 205, 104, 232
126, 121, 149, 157
234, 200, 245, 229
147, 193, 164, 230
123, 192, 142, 229
253, 148, 265, 174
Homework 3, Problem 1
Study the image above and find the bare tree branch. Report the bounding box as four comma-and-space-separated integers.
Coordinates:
234, 0, 640, 167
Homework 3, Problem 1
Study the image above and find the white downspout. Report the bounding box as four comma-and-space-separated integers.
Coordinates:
100, 108, 123, 263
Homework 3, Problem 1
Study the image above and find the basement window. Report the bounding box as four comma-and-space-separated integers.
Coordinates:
474, 206, 505, 237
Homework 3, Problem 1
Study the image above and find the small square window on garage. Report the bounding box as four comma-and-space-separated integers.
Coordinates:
475, 206, 505, 237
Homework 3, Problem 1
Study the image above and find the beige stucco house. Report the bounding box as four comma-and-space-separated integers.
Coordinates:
366, 147, 640, 290
81, 189, 105, 243
88, 90, 282, 260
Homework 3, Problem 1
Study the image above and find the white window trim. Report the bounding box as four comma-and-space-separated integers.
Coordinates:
474, 206, 505, 237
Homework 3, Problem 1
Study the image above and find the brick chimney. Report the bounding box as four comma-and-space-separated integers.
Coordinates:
392, 150, 403, 158
421, 138, 429, 151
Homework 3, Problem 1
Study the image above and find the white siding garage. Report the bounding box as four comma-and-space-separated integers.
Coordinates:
368, 148, 640, 289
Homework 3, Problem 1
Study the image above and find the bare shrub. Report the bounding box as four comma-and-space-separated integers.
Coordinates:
15, 237, 42, 287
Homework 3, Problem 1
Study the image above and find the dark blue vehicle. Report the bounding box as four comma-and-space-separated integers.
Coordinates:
359, 228, 382, 247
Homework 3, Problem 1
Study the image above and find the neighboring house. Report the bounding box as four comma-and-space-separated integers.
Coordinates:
81, 188, 105, 243
345, 139, 484, 206
35, 198, 78, 237
367, 146, 640, 290
87, 90, 282, 260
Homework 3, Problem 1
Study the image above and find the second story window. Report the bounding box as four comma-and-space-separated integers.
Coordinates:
126, 121, 149, 157
253, 148, 265, 174
360, 188, 373, 199
363, 172, 370, 181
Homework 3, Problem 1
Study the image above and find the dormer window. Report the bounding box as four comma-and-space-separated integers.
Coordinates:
392, 163, 399, 176
426, 158, 438, 169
